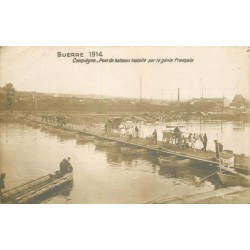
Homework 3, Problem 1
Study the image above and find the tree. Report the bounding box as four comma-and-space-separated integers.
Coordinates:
3, 83, 16, 111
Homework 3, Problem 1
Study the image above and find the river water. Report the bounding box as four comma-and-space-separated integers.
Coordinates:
0, 121, 249, 204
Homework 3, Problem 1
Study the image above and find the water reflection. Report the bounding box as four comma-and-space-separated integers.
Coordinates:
158, 163, 220, 189
41, 181, 74, 204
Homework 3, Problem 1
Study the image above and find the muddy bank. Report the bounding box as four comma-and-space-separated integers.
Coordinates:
155, 186, 250, 204
196, 187, 250, 204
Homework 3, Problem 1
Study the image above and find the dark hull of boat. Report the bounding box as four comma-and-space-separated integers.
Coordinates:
31, 123, 42, 129
217, 172, 250, 187
121, 147, 148, 155
76, 135, 95, 141
58, 131, 78, 138
2, 171, 73, 204
95, 140, 120, 147
158, 157, 192, 168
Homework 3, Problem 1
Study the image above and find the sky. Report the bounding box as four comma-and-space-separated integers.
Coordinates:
0, 46, 249, 100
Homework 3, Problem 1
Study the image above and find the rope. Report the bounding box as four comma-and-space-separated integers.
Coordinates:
197, 172, 217, 183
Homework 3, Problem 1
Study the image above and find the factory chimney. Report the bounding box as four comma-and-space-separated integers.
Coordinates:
178, 88, 180, 102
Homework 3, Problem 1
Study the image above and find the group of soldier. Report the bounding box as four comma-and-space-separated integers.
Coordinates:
172, 126, 208, 151
106, 124, 141, 140
172, 126, 224, 157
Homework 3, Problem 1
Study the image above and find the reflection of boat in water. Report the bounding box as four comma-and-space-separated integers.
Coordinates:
58, 130, 78, 138
47, 128, 64, 135
233, 127, 244, 131
158, 163, 221, 188
217, 150, 250, 187
121, 146, 149, 155
26, 121, 34, 127
105, 152, 124, 164
40, 125, 62, 134
76, 139, 94, 145
2, 171, 73, 204
95, 139, 120, 147
50, 127, 65, 134
76, 134, 95, 141
158, 156, 192, 168
31, 123, 42, 129
40, 125, 52, 131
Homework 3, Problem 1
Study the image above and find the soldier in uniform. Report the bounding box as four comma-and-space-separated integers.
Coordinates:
59, 157, 73, 175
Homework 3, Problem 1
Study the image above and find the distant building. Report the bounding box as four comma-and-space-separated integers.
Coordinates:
229, 94, 247, 113
190, 97, 229, 109
230, 94, 246, 107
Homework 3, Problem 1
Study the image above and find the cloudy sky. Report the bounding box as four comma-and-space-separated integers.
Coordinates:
0, 46, 249, 100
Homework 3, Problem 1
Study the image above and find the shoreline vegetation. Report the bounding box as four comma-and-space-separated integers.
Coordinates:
1, 84, 249, 123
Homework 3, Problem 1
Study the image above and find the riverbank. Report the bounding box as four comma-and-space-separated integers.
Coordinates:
152, 186, 250, 204
1, 110, 249, 123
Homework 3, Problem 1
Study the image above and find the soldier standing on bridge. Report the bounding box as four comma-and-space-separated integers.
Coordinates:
201, 134, 208, 152
174, 126, 181, 144
152, 129, 157, 144
104, 123, 108, 134
214, 140, 223, 158
135, 126, 139, 138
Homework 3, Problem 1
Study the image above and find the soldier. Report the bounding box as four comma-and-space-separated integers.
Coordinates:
174, 126, 181, 144
152, 129, 157, 143
201, 134, 208, 152
105, 123, 108, 134
59, 157, 73, 175
135, 126, 139, 138
214, 140, 223, 158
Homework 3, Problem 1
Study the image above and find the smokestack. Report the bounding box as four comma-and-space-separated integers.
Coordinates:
178, 88, 180, 102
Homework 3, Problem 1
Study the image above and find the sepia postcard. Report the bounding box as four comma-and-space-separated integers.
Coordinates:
0, 46, 249, 204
